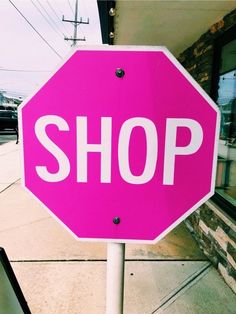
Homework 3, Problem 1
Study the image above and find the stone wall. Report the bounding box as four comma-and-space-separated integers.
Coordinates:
179, 9, 236, 95
179, 9, 236, 293
185, 202, 236, 293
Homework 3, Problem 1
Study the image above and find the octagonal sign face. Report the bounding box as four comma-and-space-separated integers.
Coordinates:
19, 46, 220, 243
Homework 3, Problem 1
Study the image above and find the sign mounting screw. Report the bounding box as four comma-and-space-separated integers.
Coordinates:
116, 68, 125, 78
113, 217, 121, 224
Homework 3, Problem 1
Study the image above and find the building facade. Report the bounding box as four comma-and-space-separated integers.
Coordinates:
179, 9, 236, 293
98, 1, 236, 293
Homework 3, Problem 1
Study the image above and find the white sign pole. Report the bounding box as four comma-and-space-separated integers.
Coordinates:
106, 243, 125, 314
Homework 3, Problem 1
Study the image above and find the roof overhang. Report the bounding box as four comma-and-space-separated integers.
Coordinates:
98, 0, 236, 56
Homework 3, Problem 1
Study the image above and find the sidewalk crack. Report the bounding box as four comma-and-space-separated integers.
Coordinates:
0, 217, 50, 233
0, 179, 20, 194
151, 262, 212, 313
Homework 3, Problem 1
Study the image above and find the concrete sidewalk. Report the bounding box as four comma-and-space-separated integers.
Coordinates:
0, 141, 236, 313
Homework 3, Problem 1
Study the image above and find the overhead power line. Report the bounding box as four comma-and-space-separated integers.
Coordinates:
0, 68, 50, 72
68, 0, 75, 15
8, 0, 63, 59
46, 0, 72, 34
35, 0, 68, 39
30, 0, 65, 39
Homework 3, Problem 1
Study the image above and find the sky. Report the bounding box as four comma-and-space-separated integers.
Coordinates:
0, 0, 102, 98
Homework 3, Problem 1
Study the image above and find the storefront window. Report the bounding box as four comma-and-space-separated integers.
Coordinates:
214, 33, 236, 213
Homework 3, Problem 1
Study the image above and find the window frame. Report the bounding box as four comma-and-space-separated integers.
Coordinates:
211, 24, 236, 220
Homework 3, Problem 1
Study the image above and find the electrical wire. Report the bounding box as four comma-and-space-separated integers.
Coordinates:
68, 0, 75, 15
29, 0, 64, 39
34, 0, 67, 39
8, 0, 63, 59
0, 68, 50, 72
46, 0, 72, 34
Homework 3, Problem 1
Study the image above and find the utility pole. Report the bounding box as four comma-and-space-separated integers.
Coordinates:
63, 0, 89, 46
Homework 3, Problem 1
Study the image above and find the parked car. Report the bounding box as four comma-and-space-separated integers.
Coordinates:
0, 110, 18, 143
0, 104, 17, 111
0, 110, 18, 130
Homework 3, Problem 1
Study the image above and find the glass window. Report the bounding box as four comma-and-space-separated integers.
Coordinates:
215, 34, 236, 211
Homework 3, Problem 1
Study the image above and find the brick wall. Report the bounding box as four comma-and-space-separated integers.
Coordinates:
185, 202, 236, 293
179, 9, 236, 94
178, 9, 236, 293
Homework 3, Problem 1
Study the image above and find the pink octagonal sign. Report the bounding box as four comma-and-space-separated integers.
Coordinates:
19, 46, 220, 243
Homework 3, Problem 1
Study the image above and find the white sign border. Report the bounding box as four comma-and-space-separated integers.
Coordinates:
18, 45, 220, 244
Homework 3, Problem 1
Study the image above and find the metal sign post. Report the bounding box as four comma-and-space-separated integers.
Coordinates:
106, 243, 125, 314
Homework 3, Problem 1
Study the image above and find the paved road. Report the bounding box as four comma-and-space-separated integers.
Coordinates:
0, 131, 18, 145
